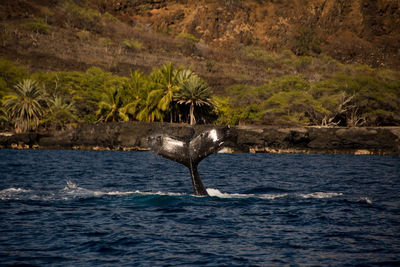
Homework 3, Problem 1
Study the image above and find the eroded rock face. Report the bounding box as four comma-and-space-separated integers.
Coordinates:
1, 122, 399, 155
102, 0, 400, 68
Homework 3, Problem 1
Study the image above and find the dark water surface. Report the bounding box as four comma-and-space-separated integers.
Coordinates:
0, 149, 399, 266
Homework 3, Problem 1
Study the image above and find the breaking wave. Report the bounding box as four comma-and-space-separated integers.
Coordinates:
299, 192, 344, 199
206, 188, 288, 199
1, 181, 351, 202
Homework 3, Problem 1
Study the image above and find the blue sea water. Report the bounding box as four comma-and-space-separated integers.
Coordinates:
0, 149, 399, 266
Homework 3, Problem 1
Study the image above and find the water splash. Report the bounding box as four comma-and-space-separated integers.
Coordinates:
358, 197, 372, 204
0, 181, 347, 202
63, 180, 141, 198
298, 192, 343, 199
207, 188, 288, 199
207, 188, 253, 198
260, 193, 288, 199
0, 188, 32, 200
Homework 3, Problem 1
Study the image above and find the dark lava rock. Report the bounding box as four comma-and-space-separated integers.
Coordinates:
1, 122, 399, 155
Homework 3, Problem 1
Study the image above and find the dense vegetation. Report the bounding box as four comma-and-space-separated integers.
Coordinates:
0, 0, 399, 133
0, 59, 216, 132
1, 57, 399, 133
216, 72, 400, 127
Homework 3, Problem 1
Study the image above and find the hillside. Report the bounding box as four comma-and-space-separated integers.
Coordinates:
0, 0, 399, 130
106, 0, 400, 68
1, 0, 399, 87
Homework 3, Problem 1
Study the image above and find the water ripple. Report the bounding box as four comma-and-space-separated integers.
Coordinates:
0, 150, 399, 266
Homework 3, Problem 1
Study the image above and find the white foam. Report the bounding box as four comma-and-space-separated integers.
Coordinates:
63, 181, 186, 198
359, 197, 372, 204
206, 188, 289, 199
0, 182, 346, 202
0, 188, 32, 200
129, 190, 185, 197
66, 180, 77, 189
259, 193, 288, 199
207, 188, 253, 198
299, 192, 343, 199
63, 181, 136, 197
0, 188, 31, 194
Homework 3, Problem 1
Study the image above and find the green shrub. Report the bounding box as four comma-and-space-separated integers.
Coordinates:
312, 53, 344, 75
312, 74, 400, 126
178, 32, 199, 44
294, 56, 313, 72
103, 12, 119, 23
21, 19, 50, 34
214, 96, 246, 125
290, 27, 321, 56
122, 39, 143, 50
62, 1, 103, 31
177, 32, 200, 55
261, 91, 317, 125
0, 58, 29, 99
39, 6, 54, 18
268, 75, 310, 93
205, 61, 215, 72
242, 46, 276, 66
33, 67, 128, 122
77, 30, 90, 42
64, 1, 101, 22
99, 37, 112, 47
376, 68, 400, 81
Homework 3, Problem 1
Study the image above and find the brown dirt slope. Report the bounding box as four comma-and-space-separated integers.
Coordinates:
102, 0, 400, 68
0, 0, 399, 91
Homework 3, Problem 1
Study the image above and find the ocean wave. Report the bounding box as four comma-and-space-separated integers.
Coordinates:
63, 181, 187, 198
0, 187, 31, 194
0, 187, 32, 200
62, 180, 138, 198
298, 192, 344, 199
260, 193, 288, 199
1, 181, 347, 202
206, 188, 253, 198
207, 188, 288, 200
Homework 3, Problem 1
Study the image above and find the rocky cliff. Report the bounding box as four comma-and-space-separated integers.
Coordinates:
0, 0, 399, 84
102, 0, 400, 68
1, 123, 399, 156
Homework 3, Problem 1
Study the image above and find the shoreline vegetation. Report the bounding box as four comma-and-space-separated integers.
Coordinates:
1, 59, 400, 131
0, 1, 399, 155
1, 59, 399, 156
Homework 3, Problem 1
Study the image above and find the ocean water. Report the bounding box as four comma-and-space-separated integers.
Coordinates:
0, 149, 399, 266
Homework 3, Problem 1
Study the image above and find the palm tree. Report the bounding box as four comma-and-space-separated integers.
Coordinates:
123, 70, 148, 120
0, 105, 12, 130
44, 96, 78, 129
150, 63, 192, 122
176, 75, 213, 125
177, 69, 193, 84
4, 79, 46, 132
136, 89, 164, 122
96, 87, 128, 122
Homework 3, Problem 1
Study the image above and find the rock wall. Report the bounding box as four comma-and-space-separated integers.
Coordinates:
103, 0, 400, 68
1, 122, 399, 155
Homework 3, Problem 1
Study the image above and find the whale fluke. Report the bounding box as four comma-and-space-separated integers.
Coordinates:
148, 127, 231, 196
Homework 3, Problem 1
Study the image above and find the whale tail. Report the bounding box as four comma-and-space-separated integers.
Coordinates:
188, 159, 208, 196
148, 127, 231, 196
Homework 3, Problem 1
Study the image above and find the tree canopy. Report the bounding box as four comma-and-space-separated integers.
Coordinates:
0, 58, 399, 132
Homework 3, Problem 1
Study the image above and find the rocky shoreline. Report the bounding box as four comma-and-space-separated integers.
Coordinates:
1, 122, 399, 156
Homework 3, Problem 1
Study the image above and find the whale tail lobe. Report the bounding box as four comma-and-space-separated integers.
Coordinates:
148, 127, 231, 196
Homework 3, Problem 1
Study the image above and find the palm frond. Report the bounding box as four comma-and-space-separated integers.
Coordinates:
3, 79, 46, 132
